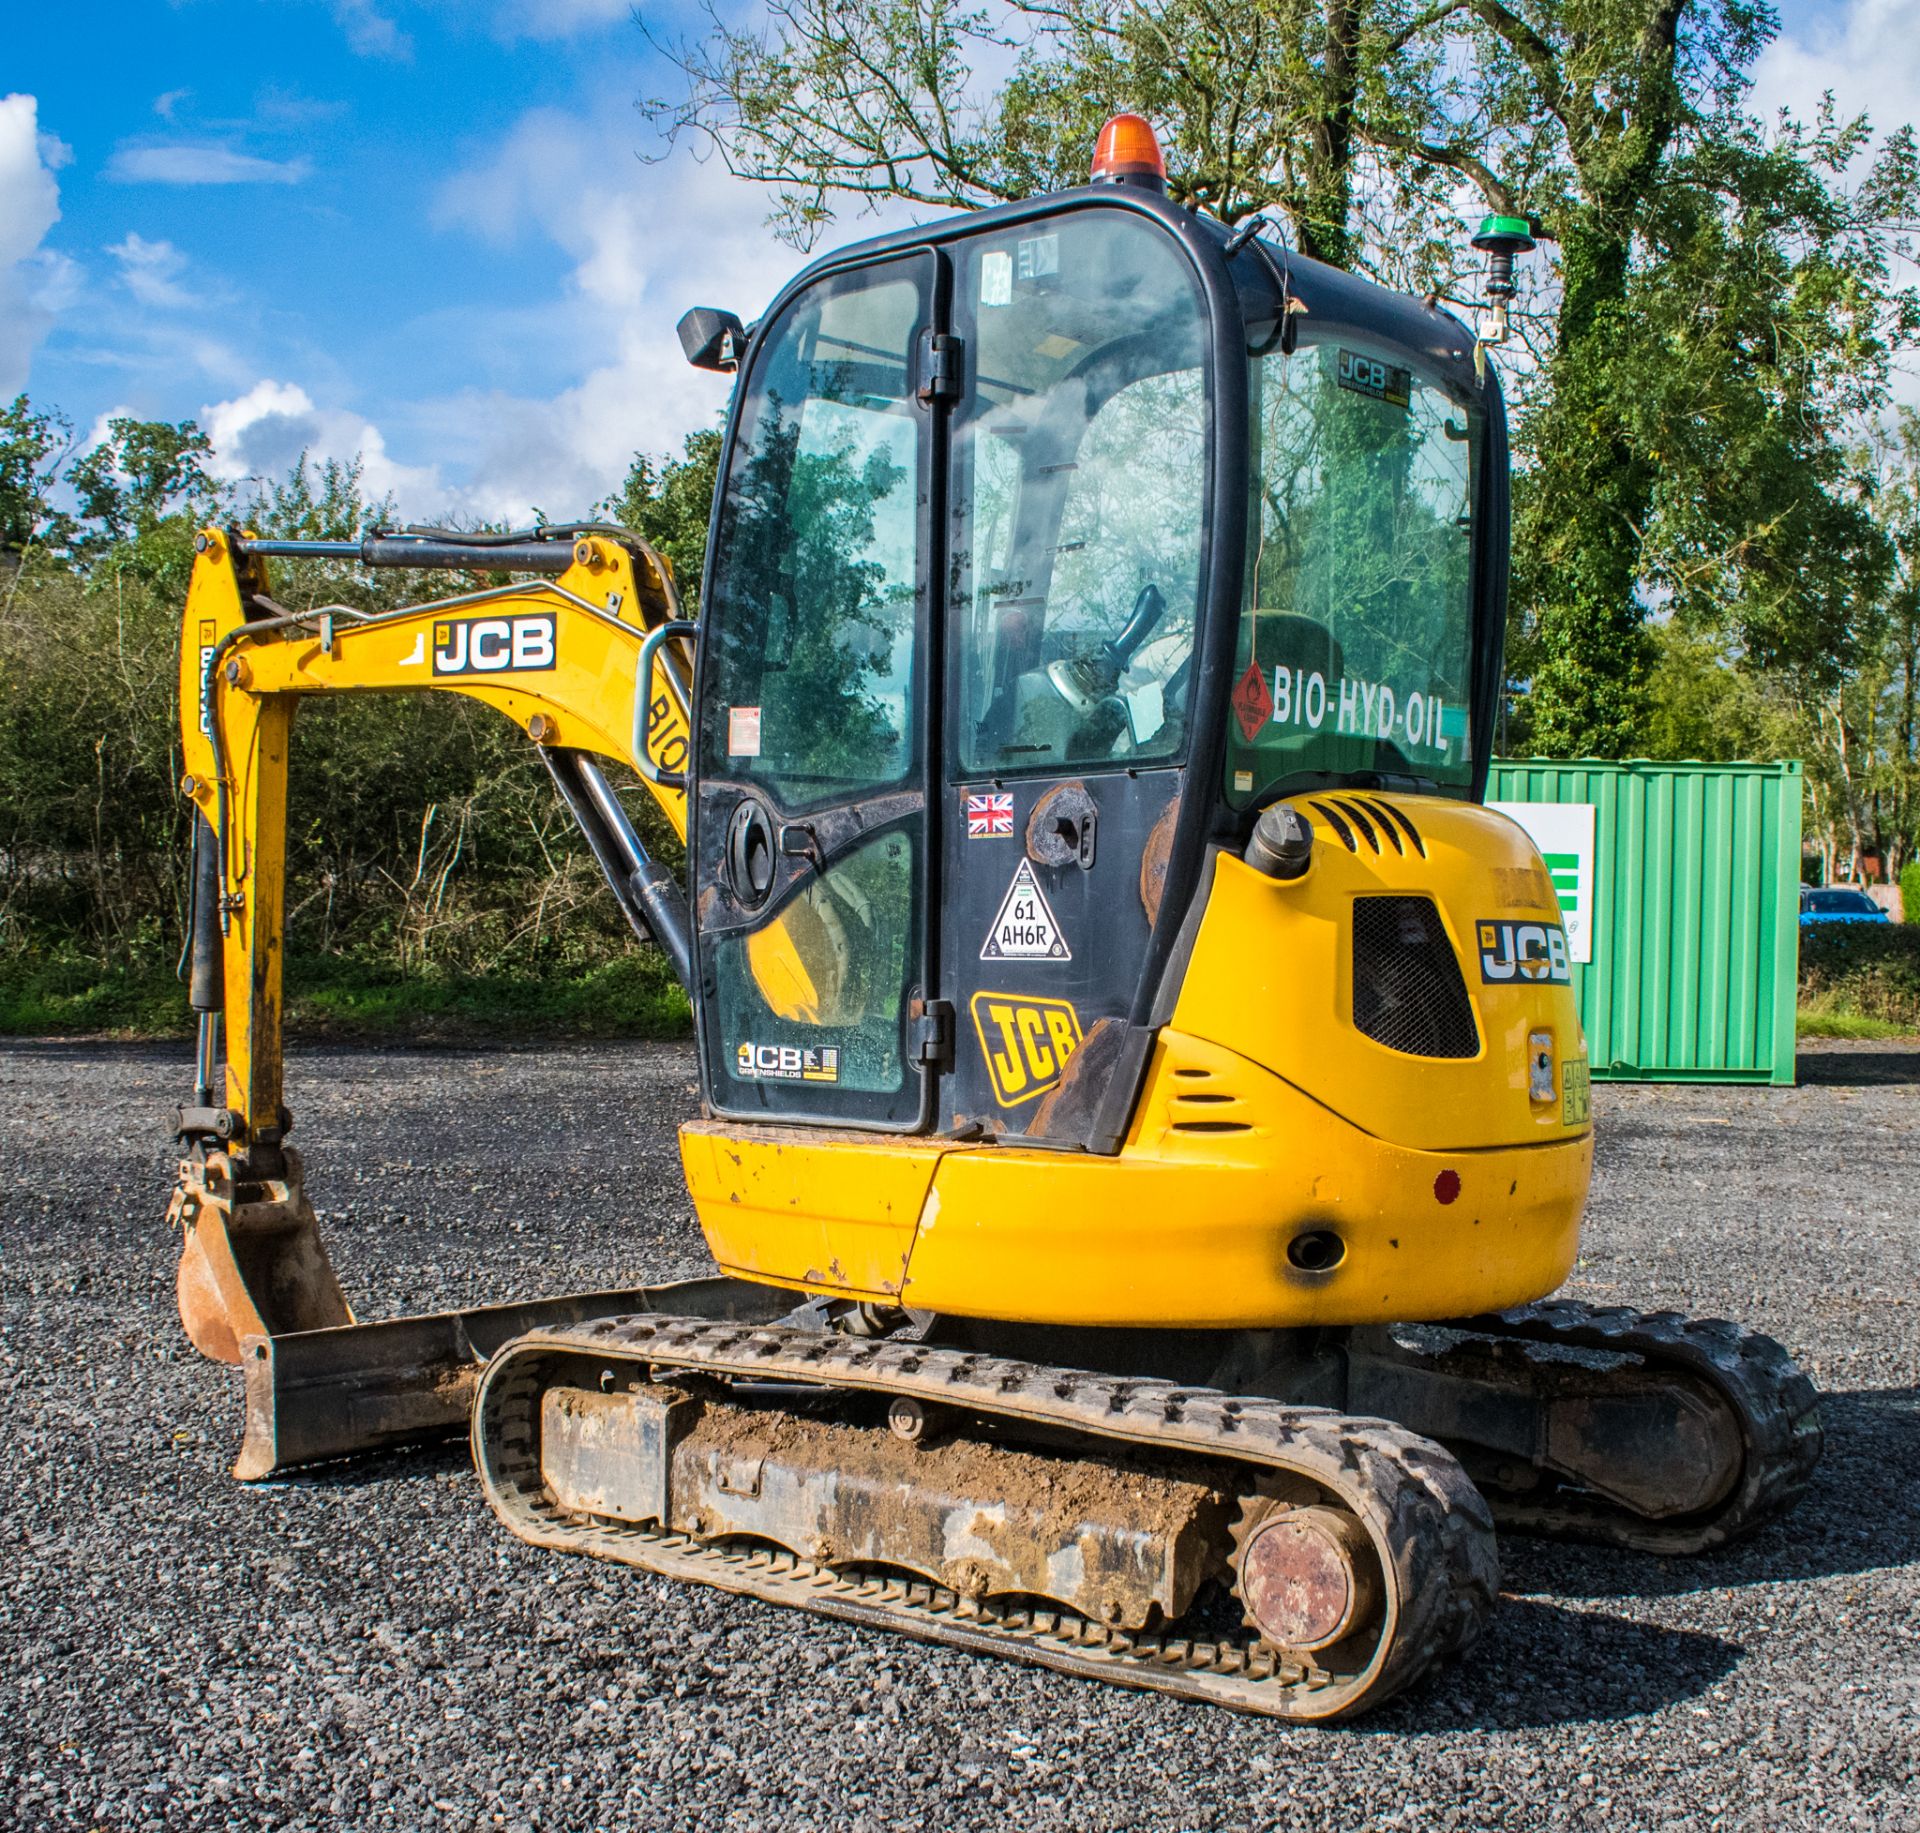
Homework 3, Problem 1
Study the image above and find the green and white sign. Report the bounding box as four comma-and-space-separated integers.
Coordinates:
1487, 800, 1596, 964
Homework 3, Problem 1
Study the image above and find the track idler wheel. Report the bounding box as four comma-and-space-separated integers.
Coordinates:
1235, 1506, 1383, 1654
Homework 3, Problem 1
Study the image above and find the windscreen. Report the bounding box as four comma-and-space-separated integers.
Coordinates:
1225, 339, 1479, 806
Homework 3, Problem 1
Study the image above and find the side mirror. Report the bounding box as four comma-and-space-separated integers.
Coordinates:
678, 306, 747, 373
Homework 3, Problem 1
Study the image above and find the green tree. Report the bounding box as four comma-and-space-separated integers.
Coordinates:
649, 0, 1920, 766
68, 415, 221, 543
66, 415, 227, 600
1469, 28, 1919, 753
0, 395, 75, 557
647, 0, 1480, 269
601, 426, 724, 606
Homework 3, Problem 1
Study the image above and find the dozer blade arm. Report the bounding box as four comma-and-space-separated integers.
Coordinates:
166, 522, 700, 1472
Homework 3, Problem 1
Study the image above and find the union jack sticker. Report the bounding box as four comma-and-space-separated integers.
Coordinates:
966, 791, 1015, 839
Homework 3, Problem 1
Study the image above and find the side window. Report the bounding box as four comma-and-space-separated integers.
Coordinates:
951, 213, 1210, 774
702, 274, 923, 804
1226, 341, 1479, 805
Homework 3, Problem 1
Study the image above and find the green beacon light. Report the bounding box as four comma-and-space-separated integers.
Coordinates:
1469, 212, 1545, 363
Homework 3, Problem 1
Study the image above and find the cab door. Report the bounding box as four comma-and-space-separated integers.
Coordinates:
691, 254, 940, 1130
940, 207, 1213, 1143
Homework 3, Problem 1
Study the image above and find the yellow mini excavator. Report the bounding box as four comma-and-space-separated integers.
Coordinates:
164, 117, 1820, 1720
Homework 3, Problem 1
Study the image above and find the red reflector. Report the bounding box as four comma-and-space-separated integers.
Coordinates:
1433, 1169, 1461, 1205
1091, 114, 1166, 187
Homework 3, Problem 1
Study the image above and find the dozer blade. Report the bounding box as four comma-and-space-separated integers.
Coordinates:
231, 1277, 789, 1481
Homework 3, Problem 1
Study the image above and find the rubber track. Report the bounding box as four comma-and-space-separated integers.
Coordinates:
473, 1313, 1501, 1721
1458, 1299, 1824, 1554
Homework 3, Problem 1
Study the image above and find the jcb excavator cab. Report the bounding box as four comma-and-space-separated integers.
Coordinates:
164, 116, 1818, 1724
668, 121, 1585, 1333
689, 142, 1502, 1145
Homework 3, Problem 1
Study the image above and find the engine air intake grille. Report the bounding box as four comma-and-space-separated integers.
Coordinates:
1352, 896, 1479, 1059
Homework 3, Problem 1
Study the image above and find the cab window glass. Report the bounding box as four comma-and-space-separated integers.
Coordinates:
701, 272, 923, 802
952, 214, 1209, 774
1227, 340, 1478, 804
708, 831, 918, 1104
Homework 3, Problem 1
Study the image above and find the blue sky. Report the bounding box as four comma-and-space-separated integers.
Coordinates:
3, 0, 912, 519
3, 0, 1910, 521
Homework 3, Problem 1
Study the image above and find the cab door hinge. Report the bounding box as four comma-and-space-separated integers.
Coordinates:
917, 332, 962, 405
910, 997, 956, 1070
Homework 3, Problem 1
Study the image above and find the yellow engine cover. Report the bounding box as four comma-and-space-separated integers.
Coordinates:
683, 795, 1594, 1330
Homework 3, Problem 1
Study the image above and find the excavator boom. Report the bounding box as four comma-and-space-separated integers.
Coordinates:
168, 522, 712, 1463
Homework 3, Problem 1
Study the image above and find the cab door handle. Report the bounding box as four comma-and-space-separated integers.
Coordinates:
779, 822, 824, 872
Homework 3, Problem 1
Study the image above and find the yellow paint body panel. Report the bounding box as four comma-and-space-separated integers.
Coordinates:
682, 1121, 953, 1301
1173, 801, 1585, 1151
898, 1029, 1587, 1326
685, 795, 1594, 1329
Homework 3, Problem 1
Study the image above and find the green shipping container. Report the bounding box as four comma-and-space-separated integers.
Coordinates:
1484, 758, 1802, 1085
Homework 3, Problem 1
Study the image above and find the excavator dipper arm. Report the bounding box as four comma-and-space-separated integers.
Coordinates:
166, 522, 732, 1475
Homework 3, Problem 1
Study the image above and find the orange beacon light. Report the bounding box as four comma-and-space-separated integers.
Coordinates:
1090, 114, 1167, 191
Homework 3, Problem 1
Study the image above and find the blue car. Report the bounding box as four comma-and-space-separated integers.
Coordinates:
1800, 887, 1891, 926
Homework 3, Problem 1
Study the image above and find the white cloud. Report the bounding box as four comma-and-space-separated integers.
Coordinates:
333, 0, 412, 60
202, 378, 443, 507
61, 98, 929, 523
108, 233, 191, 309
154, 88, 190, 122
1751, 0, 1920, 140
105, 142, 311, 185
491, 0, 633, 40
80, 406, 132, 455
0, 93, 72, 395
422, 108, 929, 517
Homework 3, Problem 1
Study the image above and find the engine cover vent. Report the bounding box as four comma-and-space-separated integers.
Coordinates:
1351, 896, 1480, 1059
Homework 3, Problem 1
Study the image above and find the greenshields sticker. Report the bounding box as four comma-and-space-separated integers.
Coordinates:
1562, 1056, 1591, 1126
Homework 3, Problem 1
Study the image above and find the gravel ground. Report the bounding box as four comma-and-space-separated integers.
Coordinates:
2, 1035, 1916, 1832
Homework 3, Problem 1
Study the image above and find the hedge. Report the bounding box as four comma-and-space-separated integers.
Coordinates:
1798, 922, 1920, 1029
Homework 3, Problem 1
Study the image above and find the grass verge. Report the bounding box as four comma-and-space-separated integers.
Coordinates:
1796, 1001, 1917, 1040
0, 950, 693, 1042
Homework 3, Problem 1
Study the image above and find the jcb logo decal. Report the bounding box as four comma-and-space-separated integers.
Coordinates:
1478, 919, 1571, 985
1336, 348, 1411, 406
432, 614, 557, 676
971, 993, 1082, 1107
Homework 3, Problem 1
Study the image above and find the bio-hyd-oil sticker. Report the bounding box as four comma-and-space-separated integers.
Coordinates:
728, 706, 762, 758
981, 859, 1070, 961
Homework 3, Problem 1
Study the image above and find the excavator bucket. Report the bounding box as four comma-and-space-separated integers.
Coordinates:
169, 1146, 351, 1362
167, 1138, 787, 1480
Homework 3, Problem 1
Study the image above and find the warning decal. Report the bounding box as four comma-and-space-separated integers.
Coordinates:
981, 859, 1070, 961
1231, 661, 1273, 742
